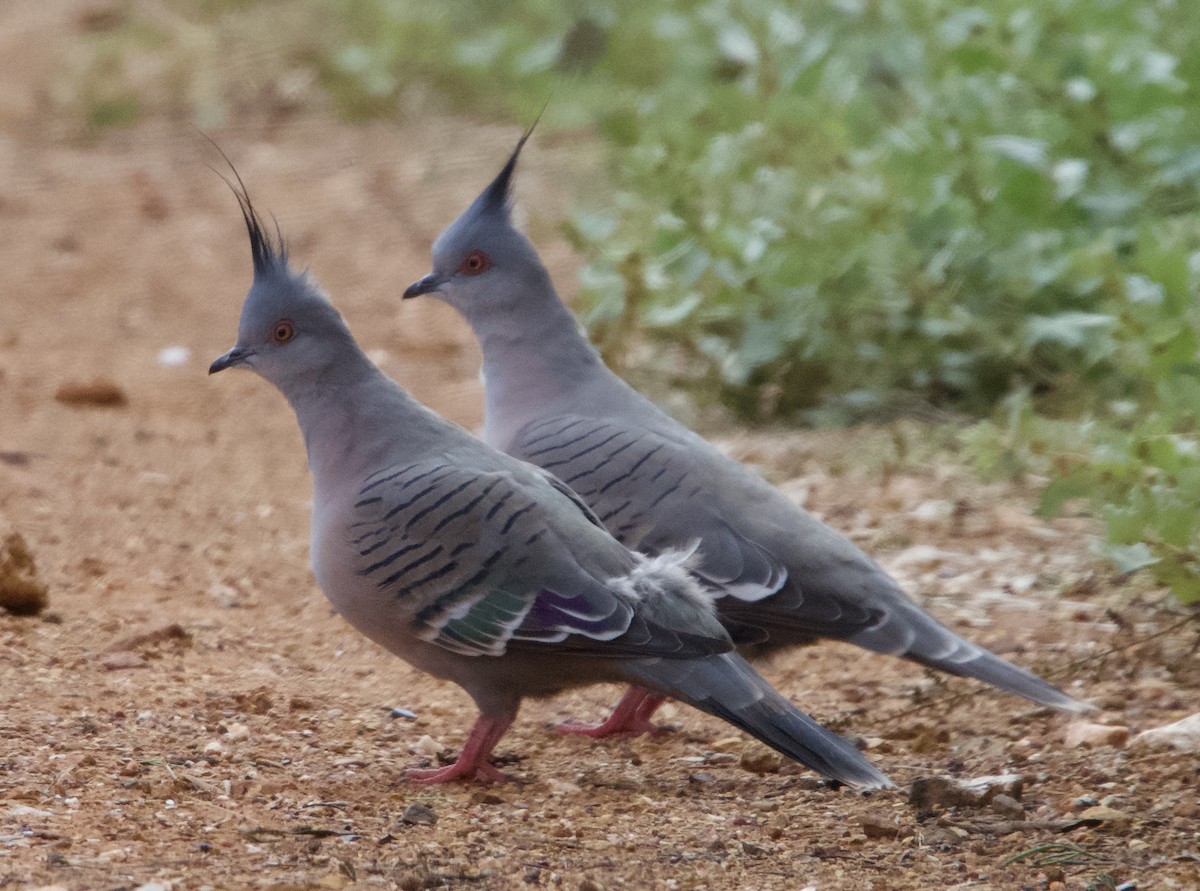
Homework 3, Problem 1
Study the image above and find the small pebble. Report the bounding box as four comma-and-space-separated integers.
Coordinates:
157, 346, 191, 366
223, 722, 250, 742
991, 794, 1024, 820
859, 814, 900, 838
739, 750, 783, 775
101, 651, 147, 671
547, 778, 582, 796
400, 803, 437, 826
1063, 721, 1130, 748
412, 735, 442, 758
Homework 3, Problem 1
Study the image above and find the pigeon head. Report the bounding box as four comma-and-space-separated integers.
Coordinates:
209, 180, 358, 387
403, 126, 551, 318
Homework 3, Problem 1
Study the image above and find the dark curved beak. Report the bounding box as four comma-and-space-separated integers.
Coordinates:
403, 273, 445, 300
209, 346, 254, 375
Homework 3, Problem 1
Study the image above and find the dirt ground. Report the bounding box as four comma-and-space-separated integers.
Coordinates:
2, 4, 1198, 890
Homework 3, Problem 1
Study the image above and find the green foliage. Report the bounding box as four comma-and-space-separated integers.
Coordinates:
71, 0, 1200, 601
963, 218, 1200, 604
325, 1, 1200, 421
324, 0, 1200, 603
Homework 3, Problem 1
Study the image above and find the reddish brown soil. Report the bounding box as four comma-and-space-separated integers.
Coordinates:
2, 3, 1197, 889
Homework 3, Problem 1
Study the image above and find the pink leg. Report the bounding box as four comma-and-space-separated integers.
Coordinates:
406, 713, 515, 785
555, 687, 670, 739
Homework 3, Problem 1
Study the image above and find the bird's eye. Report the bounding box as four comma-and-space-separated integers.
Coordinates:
459, 250, 491, 276
271, 320, 295, 344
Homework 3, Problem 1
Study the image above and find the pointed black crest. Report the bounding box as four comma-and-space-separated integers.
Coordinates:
199, 131, 287, 277
476, 107, 546, 218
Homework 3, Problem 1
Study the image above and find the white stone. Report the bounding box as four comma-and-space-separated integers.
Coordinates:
157, 346, 191, 366
1130, 712, 1200, 752
1064, 721, 1131, 748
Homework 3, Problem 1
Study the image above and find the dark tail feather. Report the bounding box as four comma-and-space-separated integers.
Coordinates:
850, 603, 1095, 713
907, 643, 1094, 713
624, 653, 892, 789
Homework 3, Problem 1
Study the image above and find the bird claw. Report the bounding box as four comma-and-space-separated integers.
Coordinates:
405, 761, 508, 785
553, 716, 669, 739
554, 689, 670, 738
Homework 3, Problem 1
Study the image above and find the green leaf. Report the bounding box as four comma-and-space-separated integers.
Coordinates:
1025, 312, 1115, 349
1105, 542, 1160, 574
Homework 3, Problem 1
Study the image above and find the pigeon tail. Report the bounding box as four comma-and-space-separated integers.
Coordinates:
625, 653, 892, 789
906, 642, 1094, 713
849, 602, 1094, 713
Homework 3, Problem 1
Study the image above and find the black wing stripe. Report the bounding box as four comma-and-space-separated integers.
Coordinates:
395, 560, 461, 598
485, 489, 516, 520
599, 500, 632, 523
649, 471, 688, 509
378, 544, 444, 590
540, 430, 625, 470
351, 525, 389, 545
596, 444, 664, 495
500, 503, 536, 535
359, 462, 417, 492
361, 539, 424, 576
398, 463, 451, 490
525, 423, 611, 459
431, 479, 502, 533
520, 417, 589, 449
382, 468, 457, 521
405, 478, 476, 530
413, 549, 507, 624
359, 537, 391, 556
562, 438, 637, 484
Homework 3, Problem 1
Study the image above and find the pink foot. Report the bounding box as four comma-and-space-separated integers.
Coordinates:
405, 712, 514, 785
406, 761, 507, 785
555, 688, 669, 739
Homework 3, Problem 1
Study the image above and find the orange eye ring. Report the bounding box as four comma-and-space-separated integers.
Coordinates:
460, 250, 491, 276
271, 320, 296, 344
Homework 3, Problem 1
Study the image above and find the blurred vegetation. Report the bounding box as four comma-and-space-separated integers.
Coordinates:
70, 0, 1200, 603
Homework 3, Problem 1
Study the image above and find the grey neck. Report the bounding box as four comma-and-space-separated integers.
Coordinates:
466, 281, 605, 448
277, 348, 443, 492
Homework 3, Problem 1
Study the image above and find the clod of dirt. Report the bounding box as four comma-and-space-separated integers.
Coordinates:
54, 378, 128, 408
104, 622, 190, 654
859, 814, 902, 839
1129, 712, 1200, 752
134, 171, 169, 221
739, 750, 783, 775
1064, 720, 1131, 748
909, 774, 1024, 810
77, 5, 126, 32
400, 803, 437, 826
0, 529, 49, 615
